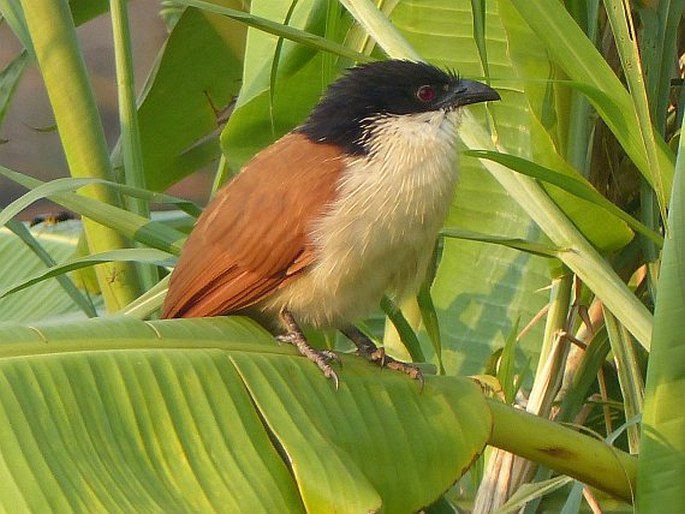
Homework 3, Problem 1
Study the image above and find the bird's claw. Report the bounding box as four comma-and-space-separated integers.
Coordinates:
277, 317, 341, 389
360, 346, 424, 390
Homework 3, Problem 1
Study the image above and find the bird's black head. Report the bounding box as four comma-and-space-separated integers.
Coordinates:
297, 60, 500, 155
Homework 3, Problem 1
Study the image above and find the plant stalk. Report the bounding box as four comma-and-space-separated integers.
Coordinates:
488, 399, 636, 502
19, 0, 141, 311
111, 0, 157, 292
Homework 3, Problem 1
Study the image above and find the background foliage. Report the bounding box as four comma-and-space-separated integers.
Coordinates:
0, 0, 683, 512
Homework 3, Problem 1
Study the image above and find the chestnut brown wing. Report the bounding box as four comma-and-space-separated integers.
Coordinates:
162, 132, 344, 318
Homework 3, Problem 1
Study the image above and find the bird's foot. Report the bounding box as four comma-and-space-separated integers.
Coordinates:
341, 326, 424, 388
279, 310, 340, 389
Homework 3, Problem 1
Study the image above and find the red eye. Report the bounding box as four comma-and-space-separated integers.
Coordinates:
416, 85, 436, 102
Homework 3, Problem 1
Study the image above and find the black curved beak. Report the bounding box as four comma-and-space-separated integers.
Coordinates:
439, 79, 500, 109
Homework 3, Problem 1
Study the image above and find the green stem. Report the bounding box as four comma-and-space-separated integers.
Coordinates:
507, 274, 572, 493
19, 0, 141, 311
111, 0, 156, 292
110, 0, 147, 216
339, 0, 420, 60
488, 399, 636, 502
210, 153, 231, 199
534, 272, 572, 387
603, 306, 644, 454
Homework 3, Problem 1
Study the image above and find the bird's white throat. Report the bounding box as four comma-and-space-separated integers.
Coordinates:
264, 109, 461, 328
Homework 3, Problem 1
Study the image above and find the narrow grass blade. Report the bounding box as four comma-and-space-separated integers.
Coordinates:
0, 249, 174, 300
5, 220, 97, 317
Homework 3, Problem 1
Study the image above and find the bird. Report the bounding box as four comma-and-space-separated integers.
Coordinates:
162, 59, 500, 387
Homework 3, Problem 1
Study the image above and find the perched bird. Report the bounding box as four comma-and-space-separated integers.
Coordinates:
162, 59, 499, 386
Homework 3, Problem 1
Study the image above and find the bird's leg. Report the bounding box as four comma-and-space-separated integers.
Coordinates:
341, 326, 423, 386
278, 309, 340, 388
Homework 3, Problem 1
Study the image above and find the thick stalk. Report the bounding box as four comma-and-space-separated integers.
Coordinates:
20, 0, 141, 311
488, 399, 636, 502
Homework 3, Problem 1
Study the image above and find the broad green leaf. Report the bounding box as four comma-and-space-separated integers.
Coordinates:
5, 220, 97, 318
0, 223, 102, 323
464, 133, 654, 351
221, 0, 355, 170
0, 316, 491, 513
637, 108, 685, 512
69, 0, 108, 26
115, 3, 247, 191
